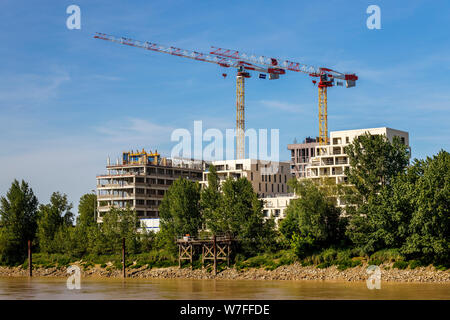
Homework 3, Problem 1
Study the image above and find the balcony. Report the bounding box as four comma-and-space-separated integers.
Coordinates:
98, 194, 134, 200
335, 158, 348, 165
322, 158, 334, 166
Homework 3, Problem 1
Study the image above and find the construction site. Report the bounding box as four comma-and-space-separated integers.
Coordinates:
93, 33, 410, 231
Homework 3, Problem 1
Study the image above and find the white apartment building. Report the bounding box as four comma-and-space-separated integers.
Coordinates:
261, 194, 297, 227
304, 127, 410, 184
201, 159, 293, 197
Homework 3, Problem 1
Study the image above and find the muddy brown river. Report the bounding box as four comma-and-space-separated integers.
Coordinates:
0, 277, 449, 300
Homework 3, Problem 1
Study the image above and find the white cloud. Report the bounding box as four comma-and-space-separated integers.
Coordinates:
95, 117, 175, 146
0, 72, 70, 108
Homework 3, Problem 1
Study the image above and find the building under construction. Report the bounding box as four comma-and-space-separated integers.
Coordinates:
96, 149, 204, 231
287, 137, 320, 178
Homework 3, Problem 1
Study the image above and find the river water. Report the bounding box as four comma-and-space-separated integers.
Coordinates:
0, 277, 449, 300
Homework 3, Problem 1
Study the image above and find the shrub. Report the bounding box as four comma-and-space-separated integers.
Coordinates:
370, 249, 404, 263
393, 261, 409, 269
317, 261, 331, 269
278, 250, 297, 266
434, 264, 448, 271
336, 258, 362, 271
408, 260, 422, 269
320, 248, 338, 263
368, 258, 383, 266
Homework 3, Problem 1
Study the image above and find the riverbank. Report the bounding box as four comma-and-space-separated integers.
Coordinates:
1, 262, 449, 283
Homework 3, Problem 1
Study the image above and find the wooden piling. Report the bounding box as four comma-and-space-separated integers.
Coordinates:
122, 238, 126, 279
213, 235, 217, 276
28, 240, 32, 277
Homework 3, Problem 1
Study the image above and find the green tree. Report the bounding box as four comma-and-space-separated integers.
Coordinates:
280, 179, 342, 257
77, 193, 97, 227
200, 165, 224, 234
92, 206, 140, 255
344, 133, 410, 252
0, 180, 39, 265
220, 177, 275, 256
346, 171, 416, 253
402, 150, 449, 264
345, 133, 410, 202
67, 193, 98, 258
159, 178, 202, 251
37, 192, 73, 253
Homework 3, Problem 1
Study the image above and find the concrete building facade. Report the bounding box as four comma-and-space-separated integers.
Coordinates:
261, 194, 296, 227
201, 159, 293, 198
96, 150, 203, 231
304, 127, 410, 184
287, 137, 320, 178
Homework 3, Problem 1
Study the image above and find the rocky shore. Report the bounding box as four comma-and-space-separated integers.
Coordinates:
1, 262, 449, 283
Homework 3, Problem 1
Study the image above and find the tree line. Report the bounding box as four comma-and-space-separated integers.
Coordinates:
0, 134, 448, 268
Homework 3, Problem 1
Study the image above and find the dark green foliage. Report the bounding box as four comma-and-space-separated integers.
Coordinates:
219, 177, 276, 256
336, 259, 362, 271
345, 133, 410, 201
345, 134, 411, 252
159, 178, 202, 252
401, 151, 449, 265
392, 261, 409, 270
77, 193, 97, 228
344, 134, 449, 266
408, 260, 422, 269
37, 192, 74, 254
92, 207, 140, 255
200, 165, 223, 233
280, 179, 343, 257
0, 180, 39, 265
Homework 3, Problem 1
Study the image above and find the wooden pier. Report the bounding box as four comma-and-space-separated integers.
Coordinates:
176, 234, 234, 275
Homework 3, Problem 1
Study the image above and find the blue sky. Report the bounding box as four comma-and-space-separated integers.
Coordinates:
0, 0, 449, 213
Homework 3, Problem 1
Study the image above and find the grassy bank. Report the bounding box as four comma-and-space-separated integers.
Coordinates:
8, 247, 447, 273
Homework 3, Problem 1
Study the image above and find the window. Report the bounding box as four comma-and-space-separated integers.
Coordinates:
251, 172, 253, 180
282, 184, 284, 193
274, 175, 276, 183
269, 175, 271, 182
346, 137, 350, 144
259, 183, 261, 191
256, 164, 259, 171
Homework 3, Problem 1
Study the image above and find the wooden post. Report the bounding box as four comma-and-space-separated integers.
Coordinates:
190, 244, 193, 270
213, 235, 217, 276
227, 243, 230, 267
122, 238, 126, 279
201, 244, 204, 269
28, 240, 32, 277
178, 244, 181, 268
